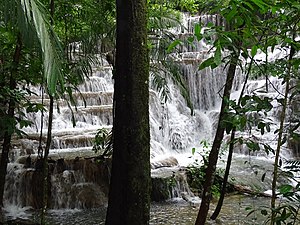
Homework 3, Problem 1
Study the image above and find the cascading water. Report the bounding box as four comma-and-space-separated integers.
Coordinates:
2, 12, 298, 224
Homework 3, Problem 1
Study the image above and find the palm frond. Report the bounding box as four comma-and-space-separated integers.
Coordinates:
16, 0, 63, 96
150, 65, 170, 103
148, 5, 193, 114
148, 6, 182, 33
164, 60, 194, 115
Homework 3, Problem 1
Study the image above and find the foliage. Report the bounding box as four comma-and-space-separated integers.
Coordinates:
149, 0, 200, 14
186, 141, 227, 198
92, 128, 113, 157
186, 164, 223, 198
0, 2, 58, 139
175, 0, 300, 224
148, 1, 195, 113
246, 161, 300, 225
2, 0, 65, 95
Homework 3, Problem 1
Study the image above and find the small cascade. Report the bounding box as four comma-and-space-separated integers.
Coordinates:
17, 60, 114, 159
4, 163, 35, 208
4, 158, 110, 210
151, 165, 201, 205
50, 158, 110, 209
170, 171, 201, 205
2, 12, 298, 219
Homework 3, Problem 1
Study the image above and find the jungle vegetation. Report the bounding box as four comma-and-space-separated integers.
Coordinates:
0, 0, 300, 225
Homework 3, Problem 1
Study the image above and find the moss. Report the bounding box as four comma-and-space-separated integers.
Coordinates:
151, 177, 173, 201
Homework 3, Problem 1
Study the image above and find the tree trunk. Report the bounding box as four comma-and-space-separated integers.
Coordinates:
0, 35, 22, 208
210, 56, 253, 220
40, 2, 55, 223
105, 0, 150, 224
195, 55, 238, 225
270, 44, 295, 225
40, 95, 54, 224
210, 128, 235, 220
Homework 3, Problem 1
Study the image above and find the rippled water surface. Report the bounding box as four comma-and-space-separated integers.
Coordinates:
42, 195, 271, 225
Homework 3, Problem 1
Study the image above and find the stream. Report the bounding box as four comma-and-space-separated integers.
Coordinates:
5, 195, 271, 225
2, 12, 299, 225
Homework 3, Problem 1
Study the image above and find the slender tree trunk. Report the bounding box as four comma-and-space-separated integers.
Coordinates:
195, 55, 239, 225
40, 1, 55, 223
0, 35, 22, 208
211, 57, 253, 220
40, 95, 54, 224
105, 0, 150, 224
270, 44, 295, 225
210, 128, 235, 220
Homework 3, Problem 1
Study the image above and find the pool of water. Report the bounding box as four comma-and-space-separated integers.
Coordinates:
27, 195, 270, 225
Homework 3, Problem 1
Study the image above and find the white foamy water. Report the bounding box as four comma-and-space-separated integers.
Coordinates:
2, 12, 298, 224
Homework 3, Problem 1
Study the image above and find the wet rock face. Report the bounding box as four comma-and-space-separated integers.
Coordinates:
70, 183, 107, 209
151, 177, 173, 201
5, 158, 111, 210
151, 156, 179, 169
6, 156, 196, 210
50, 158, 111, 209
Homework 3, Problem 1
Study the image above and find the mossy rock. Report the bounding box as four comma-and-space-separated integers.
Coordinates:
151, 177, 174, 202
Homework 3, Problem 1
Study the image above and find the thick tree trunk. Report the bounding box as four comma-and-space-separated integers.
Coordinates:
0, 36, 22, 208
105, 0, 150, 224
195, 56, 238, 225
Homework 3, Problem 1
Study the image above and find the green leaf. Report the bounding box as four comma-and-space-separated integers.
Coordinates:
265, 123, 270, 132
258, 122, 265, 135
19, 0, 64, 96
279, 184, 293, 195
246, 141, 260, 151
225, 5, 237, 22
166, 39, 182, 53
243, 1, 254, 10
194, 24, 202, 41
187, 36, 194, 44
251, 45, 258, 57
279, 158, 282, 167
225, 121, 233, 134
251, 0, 268, 10
214, 45, 222, 66
192, 147, 196, 155
199, 57, 214, 70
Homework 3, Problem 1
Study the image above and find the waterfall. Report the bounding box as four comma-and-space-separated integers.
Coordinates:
2, 12, 297, 217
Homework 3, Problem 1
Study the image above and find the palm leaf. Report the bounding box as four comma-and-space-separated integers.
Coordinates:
148, 6, 193, 114
18, 0, 63, 96
1, 0, 64, 95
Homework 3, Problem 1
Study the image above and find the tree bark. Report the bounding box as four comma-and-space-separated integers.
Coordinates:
270, 43, 295, 225
210, 127, 235, 220
0, 35, 22, 208
105, 0, 150, 224
210, 56, 253, 220
40, 95, 54, 224
40, 2, 55, 223
195, 55, 238, 225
